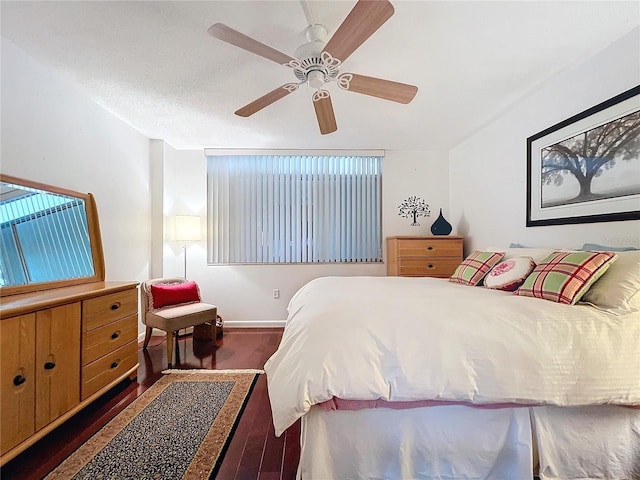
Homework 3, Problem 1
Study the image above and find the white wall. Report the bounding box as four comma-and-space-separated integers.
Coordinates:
160, 147, 450, 324
1, 40, 151, 287
383, 150, 452, 237
450, 28, 640, 253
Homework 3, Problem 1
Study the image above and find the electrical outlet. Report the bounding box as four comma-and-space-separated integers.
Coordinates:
273, 289, 280, 299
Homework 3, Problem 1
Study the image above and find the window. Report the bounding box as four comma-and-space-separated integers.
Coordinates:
206, 152, 383, 264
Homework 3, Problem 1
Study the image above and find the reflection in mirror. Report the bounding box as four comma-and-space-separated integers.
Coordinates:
0, 175, 103, 295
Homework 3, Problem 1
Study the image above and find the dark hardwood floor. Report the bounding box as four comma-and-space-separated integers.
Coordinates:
1, 327, 300, 480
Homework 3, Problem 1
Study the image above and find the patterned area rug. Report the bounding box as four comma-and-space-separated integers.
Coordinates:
46, 369, 262, 480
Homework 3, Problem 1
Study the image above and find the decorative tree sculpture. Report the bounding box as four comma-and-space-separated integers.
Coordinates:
398, 196, 431, 226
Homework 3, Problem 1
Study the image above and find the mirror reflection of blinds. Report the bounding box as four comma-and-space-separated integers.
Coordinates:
0, 193, 94, 286
207, 155, 382, 264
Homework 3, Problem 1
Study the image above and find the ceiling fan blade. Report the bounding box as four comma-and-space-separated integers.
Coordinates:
235, 84, 299, 117
208, 23, 296, 66
322, 0, 394, 62
338, 73, 418, 104
312, 90, 337, 135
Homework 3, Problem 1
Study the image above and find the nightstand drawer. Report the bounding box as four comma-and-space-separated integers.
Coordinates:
396, 239, 462, 258
82, 314, 138, 366
387, 236, 464, 277
83, 289, 138, 332
398, 258, 461, 277
81, 341, 138, 400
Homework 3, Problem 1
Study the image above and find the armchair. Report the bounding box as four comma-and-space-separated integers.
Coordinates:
140, 278, 217, 367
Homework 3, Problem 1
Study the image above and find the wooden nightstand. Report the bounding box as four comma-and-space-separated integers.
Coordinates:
387, 236, 464, 277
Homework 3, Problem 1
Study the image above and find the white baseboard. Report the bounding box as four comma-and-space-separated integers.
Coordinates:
224, 320, 286, 328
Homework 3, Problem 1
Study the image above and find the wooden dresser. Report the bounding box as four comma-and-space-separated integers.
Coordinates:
0, 281, 139, 464
387, 236, 464, 277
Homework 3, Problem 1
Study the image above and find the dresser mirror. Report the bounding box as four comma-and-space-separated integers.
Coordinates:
0, 174, 105, 296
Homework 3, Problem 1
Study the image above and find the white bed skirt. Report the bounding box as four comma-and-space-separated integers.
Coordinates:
531, 405, 640, 480
298, 405, 533, 480
297, 404, 640, 480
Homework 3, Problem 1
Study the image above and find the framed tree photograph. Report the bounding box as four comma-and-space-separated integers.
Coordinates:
527, 85, 640, 226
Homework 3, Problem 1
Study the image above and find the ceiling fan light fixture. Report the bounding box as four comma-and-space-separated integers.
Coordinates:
307, 70, 325, 89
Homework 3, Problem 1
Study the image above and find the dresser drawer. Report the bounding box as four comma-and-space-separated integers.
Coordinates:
396, 239, 462, 258
83, 289, 138, 332
398, 258, 461, 277
82, 314, 138, 366
81, 341, 138, 400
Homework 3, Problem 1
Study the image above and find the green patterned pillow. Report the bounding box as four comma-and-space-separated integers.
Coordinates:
449, 251, 505, 286
515, 251, 617, 305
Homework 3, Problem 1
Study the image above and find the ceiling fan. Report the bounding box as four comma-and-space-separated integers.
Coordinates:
208, 0, 418, 135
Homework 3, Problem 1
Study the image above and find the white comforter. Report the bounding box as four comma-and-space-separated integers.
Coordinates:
264, 276, 640, 436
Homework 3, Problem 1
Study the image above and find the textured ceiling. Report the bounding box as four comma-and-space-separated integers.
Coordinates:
1, 1, 638, 151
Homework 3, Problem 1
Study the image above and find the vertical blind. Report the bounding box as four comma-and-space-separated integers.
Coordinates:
206, 154, 382, 264
0, 192, 94, 286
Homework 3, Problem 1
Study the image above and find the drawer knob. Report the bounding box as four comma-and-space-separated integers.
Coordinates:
428, 264, 434, 268
427, 246, 434, 251
110, 303, 120, 311
13, 374, 26, 386
111, 332, 120, 340
110, 361, 119, 369
44, 361, 56, 370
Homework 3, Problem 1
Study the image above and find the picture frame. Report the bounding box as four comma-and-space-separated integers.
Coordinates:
527, 85, 640, 227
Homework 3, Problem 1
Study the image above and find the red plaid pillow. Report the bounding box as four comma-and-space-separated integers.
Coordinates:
515, 251, 617, 304
449, 251, 505, 286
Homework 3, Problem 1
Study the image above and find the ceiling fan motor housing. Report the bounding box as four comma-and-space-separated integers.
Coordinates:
292, 24, 340, 86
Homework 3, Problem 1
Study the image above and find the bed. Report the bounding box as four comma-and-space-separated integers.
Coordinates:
264, 246, 640, 480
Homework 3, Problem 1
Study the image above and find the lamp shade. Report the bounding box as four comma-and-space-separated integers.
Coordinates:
174, 215, 201, 241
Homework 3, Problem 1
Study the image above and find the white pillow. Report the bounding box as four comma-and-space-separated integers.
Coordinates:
580, 250, 640, 315
484, 257, 536, 291
486, 246, 556, 264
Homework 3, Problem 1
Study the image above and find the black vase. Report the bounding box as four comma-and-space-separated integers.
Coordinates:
430, 208, 452, 235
